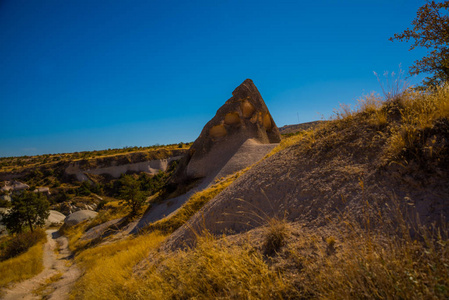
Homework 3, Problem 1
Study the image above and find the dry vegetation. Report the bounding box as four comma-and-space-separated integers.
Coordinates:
64, 86, 449, 299
0, 142, 191, 173
304, 86, 449, 170
0, 233, 47, 291
69, 211, 449, 299
72, 232, 166, 300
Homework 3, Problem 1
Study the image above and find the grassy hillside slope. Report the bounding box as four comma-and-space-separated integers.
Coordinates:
64, 86, 449, 299
166, 86, 449, 247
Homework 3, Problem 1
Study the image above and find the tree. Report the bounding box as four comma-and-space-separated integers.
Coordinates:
1, 191, 50, 233
119, 175, 146, 215
390, 1, 449, 88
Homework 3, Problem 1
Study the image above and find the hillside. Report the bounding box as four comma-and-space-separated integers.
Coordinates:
1, 82, 448, 299
166, 89, 449, 248
70, 84, 448, 299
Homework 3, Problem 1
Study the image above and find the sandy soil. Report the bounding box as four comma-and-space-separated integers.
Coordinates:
2, 229, 81, 300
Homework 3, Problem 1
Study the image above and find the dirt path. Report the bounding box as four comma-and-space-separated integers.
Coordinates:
2, 229, 81, 300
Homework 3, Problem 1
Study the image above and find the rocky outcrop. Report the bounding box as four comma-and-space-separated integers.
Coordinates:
171, 79, 281, 184
64, 210, 98, 227
34, 187, 51, 195
1, 181, 29, 192
45, 210, 66, 227
65, 157, 182, 181
57, 200, 97, 216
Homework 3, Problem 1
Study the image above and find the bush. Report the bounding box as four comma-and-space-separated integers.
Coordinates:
0, 229, 46, 261
263, 218, 290, 255
0, 239, 45, 289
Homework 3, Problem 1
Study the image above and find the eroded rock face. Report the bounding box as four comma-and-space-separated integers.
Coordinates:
172, 79, 280, 183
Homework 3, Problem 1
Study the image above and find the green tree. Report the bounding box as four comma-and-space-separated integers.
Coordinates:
1, 191, 50, 233
119, 175, 146, 215
390, 1, 449, 88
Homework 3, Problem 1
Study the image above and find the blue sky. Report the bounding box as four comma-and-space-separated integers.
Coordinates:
0, 0, 429, 157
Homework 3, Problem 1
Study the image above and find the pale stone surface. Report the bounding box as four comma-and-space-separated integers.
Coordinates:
45, 210, 66, 226
64, 210, 98, 227
64, 156, 182, 181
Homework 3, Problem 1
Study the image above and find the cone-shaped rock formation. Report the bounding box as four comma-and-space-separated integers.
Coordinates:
171, 79, 280, 184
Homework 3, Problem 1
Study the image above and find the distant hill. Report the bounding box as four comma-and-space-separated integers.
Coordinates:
278, 121, 325, 135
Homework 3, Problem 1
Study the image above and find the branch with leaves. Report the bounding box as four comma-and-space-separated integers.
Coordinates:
390, 1, 449, 88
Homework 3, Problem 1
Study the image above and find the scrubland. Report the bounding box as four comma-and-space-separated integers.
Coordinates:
65, 86, 449, 299
1, 85, 447, 299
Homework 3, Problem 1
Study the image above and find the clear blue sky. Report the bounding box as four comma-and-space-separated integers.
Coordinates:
0, 0, 429, 157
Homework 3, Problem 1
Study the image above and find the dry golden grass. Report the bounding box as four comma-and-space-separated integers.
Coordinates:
384, 86, 449, 161
58, 201, 133, 253
69, 212, 449, 299
134, 233, 296, 300
58, 222, 89, 253
72, 232, 166, 300
266, 130, 309, 158
291, 85, 449, 170
66, 86, 449, 299
86, 203, 130, 231
263, 217, 291, 256
288, 217, 449, 299
0, 238, 46, 289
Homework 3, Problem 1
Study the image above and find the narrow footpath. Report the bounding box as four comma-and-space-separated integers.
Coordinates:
2, 229, 81, 300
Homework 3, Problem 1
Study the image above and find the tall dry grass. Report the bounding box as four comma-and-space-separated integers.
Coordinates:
135, 233, 296, 299
296, 85, 449, 169
72, 232, 166, 300
0, 237, 46, 290
289, 214, 449, 299
385, 86, 449, 162
67, 86, 449, 299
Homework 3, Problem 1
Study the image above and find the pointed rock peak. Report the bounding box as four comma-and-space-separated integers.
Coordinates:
171, 79, 281, 184
231, 78, 257, 97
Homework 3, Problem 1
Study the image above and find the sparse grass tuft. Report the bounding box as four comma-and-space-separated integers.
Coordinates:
266, 130, 310, 158
288, 85, 449, 172
85, 203, 130, 231
263, 217, 290, 255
